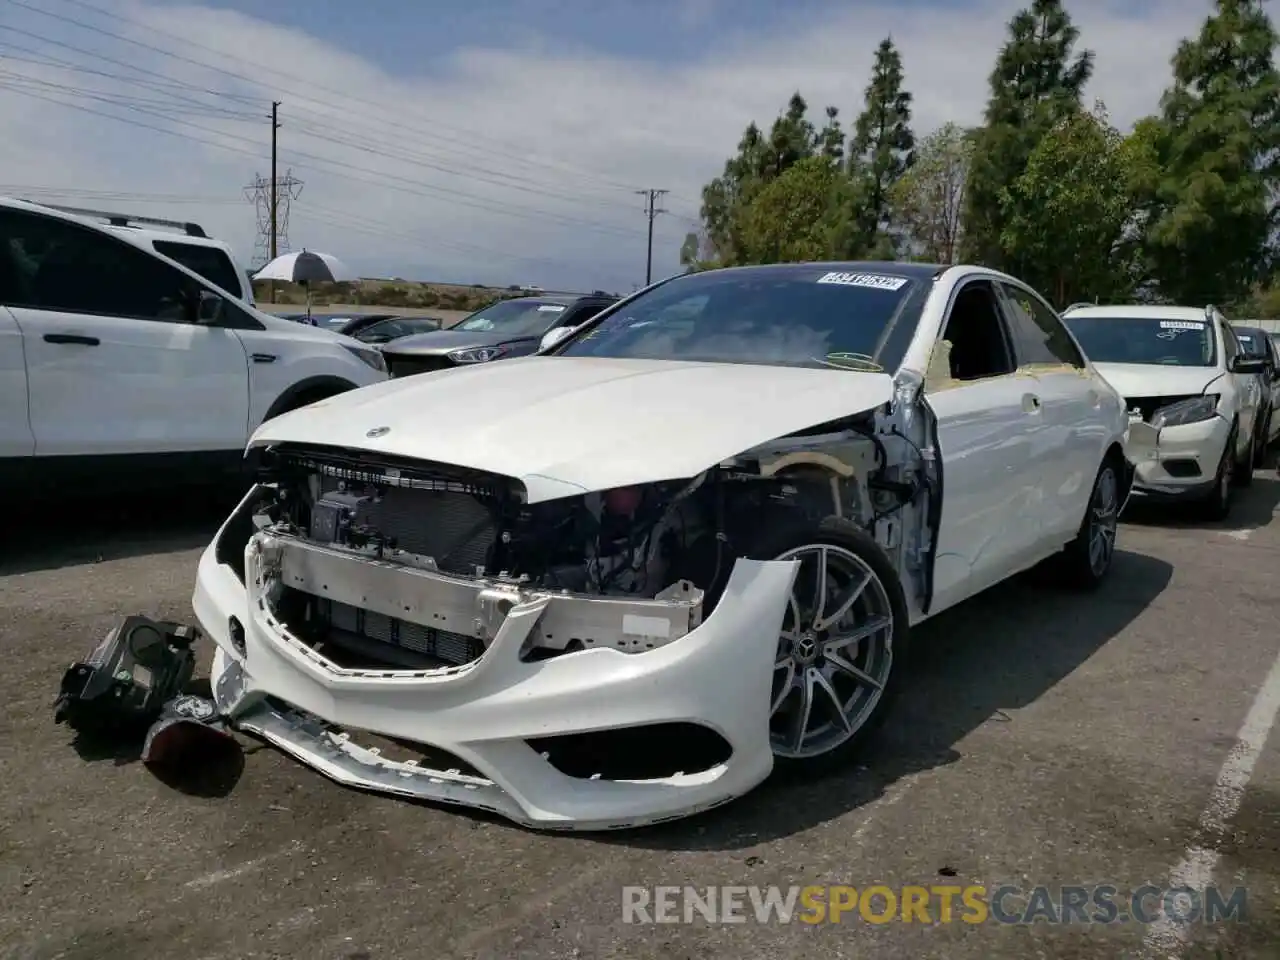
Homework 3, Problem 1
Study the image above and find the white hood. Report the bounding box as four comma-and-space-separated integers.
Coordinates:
1091, 362, 1224, 400
249, 356, 895, 502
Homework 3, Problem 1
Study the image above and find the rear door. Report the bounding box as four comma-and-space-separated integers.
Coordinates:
996, 281, 1103, 541
0, 207, 250, 457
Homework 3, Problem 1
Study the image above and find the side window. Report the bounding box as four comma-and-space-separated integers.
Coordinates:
936, 280, 1016, 382
0, 210, 195, 322
153, 240, 242, 297
998, 283, 1085, 367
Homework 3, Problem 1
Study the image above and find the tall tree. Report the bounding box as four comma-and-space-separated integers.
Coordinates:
818, 106, 845, 163
961, 0, 1093, 271
1000, 102, 1144, 305
848, 38, 915, 254
889, 122, 973, 263
739, 155, 853, 264
1140, 0, 1280, 305
699, 93, 829, 265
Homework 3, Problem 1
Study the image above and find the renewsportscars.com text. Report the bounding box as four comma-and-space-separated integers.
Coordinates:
621, 884, 1249, 926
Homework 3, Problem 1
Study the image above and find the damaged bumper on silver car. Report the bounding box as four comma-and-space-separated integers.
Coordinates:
193, 496, 798, 830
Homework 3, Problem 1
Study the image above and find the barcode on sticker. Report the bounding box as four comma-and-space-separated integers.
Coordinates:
816, 271, 908, 291
622, 614, 671, 639
1159, 320, 1205, 330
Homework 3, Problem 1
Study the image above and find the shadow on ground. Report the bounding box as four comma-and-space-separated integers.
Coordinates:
1, 485, 242, 576
66, 676, 247, 798
597, 547, 1173, 851
1123, 472, 1280, 534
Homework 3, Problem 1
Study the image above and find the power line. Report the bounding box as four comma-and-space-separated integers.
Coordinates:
24, 0, 646, 195
636, 189, 668, 286
1, 10, 701, 228
0, 77, 649, 240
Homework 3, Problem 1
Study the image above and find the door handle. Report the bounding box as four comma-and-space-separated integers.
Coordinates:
43, 333, 99, 346
251, 353, 277, 364
1022, 393, 1042, 413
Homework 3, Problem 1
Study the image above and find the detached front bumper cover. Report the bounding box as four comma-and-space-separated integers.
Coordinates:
195, 529, 799, 830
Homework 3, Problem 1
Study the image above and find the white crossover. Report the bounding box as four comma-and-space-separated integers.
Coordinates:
194, 261, 1130, 830
1062, 304, 1266, 520
0, 197, 389, 491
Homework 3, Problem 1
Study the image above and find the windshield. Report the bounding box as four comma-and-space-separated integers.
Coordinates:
555, 267, 926, 372
1063, 315, 1218, 367
356, 316, 441, 341
455, 299, 569, 336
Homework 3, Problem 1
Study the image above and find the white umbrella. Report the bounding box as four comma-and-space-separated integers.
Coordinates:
253, 249, 355, 322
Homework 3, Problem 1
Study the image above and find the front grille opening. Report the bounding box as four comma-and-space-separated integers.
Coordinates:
528, 723, 733, 781
1163, 458, 1202, 478
273, 586, 484, 670
386, 355, 454, 378
348, 730, 488, 779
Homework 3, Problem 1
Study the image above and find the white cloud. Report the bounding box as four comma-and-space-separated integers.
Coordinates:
0, 0, 1211, 291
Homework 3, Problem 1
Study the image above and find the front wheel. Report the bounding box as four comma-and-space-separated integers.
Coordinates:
1200, 434, 1235, 521
1057, 458, 1120, 589
736, 517, 909, 777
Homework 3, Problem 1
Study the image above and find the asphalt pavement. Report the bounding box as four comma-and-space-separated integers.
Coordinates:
1, 473, 1278, 960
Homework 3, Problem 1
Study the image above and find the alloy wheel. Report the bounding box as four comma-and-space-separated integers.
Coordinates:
1088, 466, 1119, 577
769, 543, 895, 760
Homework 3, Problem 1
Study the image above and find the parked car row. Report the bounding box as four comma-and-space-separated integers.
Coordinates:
6, 194, 1271, 833
1060, 303, 1272, 520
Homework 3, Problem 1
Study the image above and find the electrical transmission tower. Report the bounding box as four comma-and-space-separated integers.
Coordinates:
635, 188, 668, 286
245, 169, 302, 268
244, 101, 303, 269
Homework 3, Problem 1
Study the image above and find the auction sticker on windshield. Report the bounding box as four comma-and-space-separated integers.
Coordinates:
538, 305, 566, 312
1159, 320, 1206, 331
816, 271, 908, 291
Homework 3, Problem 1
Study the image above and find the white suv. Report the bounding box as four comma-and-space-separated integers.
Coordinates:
43, 203, 261, 307
0, 197, 389, 492
1062, 303, 1266, 519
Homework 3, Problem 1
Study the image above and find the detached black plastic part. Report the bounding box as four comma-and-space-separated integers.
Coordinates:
53, 616, 200, 735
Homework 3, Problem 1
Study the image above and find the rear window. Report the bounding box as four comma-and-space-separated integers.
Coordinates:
152, 240, 243, 298
1233, 329, 1268, 357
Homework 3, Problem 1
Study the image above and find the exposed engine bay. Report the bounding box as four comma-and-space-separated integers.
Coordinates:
221, 394, 939, 673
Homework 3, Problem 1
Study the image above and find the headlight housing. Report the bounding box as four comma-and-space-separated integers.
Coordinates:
1151, 394, 1219, 429
448, 345, 506, 364
342, 343, 388, 373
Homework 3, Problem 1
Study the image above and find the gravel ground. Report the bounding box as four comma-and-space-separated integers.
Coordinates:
1, 472, 1278, 960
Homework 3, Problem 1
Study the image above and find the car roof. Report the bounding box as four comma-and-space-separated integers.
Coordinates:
1062, 303, 1212, 320
685, 261, 948, 283
1232, 323, 1266, 336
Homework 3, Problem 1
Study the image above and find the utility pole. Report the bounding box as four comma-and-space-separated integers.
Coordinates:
635, 188, 668, 286
270, 100, 281, 261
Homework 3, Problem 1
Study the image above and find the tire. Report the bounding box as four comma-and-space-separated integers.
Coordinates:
731, 515, 910, 778
1057, 456, 1121, 589
1200, 432, 1235, 521
1235, 424, 1255, 488
1252, 408, 1271, 468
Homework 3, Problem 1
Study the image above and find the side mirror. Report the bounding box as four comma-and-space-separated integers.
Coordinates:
539, 325, 575, 352
196, 290, 225, 325
1231, 355, 1266, 375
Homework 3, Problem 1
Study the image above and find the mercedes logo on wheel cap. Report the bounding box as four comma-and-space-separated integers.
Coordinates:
366, 426, 391, 438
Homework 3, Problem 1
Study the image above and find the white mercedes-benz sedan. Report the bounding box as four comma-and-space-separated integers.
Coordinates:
193, 261, 1130, 830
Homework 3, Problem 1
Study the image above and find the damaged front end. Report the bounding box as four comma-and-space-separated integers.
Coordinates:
193, 381, 939, 829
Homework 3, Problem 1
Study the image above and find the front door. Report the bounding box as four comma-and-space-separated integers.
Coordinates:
924, 278, 1048, 615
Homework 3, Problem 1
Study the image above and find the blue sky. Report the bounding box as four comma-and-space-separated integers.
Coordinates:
1, 0, 1211, 292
